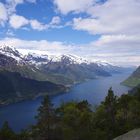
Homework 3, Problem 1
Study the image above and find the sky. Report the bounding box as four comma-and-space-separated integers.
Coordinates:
0, 0, 140, 66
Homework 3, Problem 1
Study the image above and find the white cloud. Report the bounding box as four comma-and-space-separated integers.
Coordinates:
72, 0, 140, 35
85, 34, 140, 66
54, 0, 95, 14
29, 17, 63, 31
9, 14, 63, 30
94, 35, 140, 47
6, 29, 15, 36
68, 0, 140, 66
0, 0, 139, 66
0, 38, 72, 55
90, 35, 140, 54
26, 0, 36, 3
9, 14, 29, 29
30, 19, 48, 31
0, 1, 63, 30
6, 0, 36, 6
50, 16, 61, 25
9, 14, 53, 31
6, 0, 24, 5
0, 2, 8, 26
0, 0, 37, 29
5, 0, 36, 15
0, 37, 140, 66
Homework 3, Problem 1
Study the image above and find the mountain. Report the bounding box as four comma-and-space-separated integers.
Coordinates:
96, 61, 130, 74
0, 70, 66, 106
0, 46, 128, 105
0, 46, 73, 85
0, 46, 130, 85
24, 53, 122, 83
123, 66, 140, 87
0, 46, 67, 105
0, 45, 128, 85
128, 83, 140, 96
36, 56, 111, 83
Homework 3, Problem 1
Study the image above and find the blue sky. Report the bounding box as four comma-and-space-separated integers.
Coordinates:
0, 0, 140, 66
0, 0, 97, 44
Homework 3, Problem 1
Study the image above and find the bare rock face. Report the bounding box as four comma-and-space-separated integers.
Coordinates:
114, 129, 140, 140
0, 54, 18, 67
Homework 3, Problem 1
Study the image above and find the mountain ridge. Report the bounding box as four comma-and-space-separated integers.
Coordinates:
0, 45, 132, 105
0, 45, 133, 85
0, 46, 122, 84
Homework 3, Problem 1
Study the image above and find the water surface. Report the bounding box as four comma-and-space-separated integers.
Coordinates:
0, 72, 131, 132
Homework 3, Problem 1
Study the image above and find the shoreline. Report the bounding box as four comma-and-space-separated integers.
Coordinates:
0, 75, 116, 107
0, 87, 70, 107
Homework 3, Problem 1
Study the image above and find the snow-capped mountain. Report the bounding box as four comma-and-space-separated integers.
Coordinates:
21, 49, 113, 82
0, 46, 24, 63
0, 46, 125, 85
0, 45, 121, 70
23, 51, 113, 66
23, 51, 122, 75
0, 46, 135, 106
24, 53, 90, 66
24, 53, 49, 65
0, 46, 68, 105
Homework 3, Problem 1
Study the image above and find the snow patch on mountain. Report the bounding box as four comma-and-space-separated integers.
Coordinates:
0, 46, 116, 68
0, 46, 24, 63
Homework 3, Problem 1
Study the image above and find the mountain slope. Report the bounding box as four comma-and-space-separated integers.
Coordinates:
0, 46, 127, 86
0, 70, 66, 105
123, 66, 140, 87
128, 83, 140, 96
25, 53, 112, 83
0, 46, 73, 85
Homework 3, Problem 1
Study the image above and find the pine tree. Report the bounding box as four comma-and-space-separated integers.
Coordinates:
0, 121, 17, 140
103, 88, 117, 139
35, 95, 55, 140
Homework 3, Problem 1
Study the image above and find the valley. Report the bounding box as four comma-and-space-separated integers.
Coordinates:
0, 71, 131, 132
0, 0, 139, 139
0, 46, 138, 138
0, 46, 129, 106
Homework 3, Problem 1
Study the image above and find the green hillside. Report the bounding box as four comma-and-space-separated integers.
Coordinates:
0, 65, 73, 86
0, 70, 66, 105
123, 66, 140, 87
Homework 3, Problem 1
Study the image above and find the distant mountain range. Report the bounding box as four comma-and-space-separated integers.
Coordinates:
0, 46, 125, 84
25, 53, 111, 83
0, 46, 130, 105
23, 49, 127, 84
123, 66, 140, 87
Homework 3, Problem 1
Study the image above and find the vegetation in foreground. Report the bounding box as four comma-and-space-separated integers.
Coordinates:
0, 87, 140, 140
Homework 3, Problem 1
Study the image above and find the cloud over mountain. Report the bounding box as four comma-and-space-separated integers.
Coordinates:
0, 0, 139, 66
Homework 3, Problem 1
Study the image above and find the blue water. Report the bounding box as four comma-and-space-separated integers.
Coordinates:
0, 72, 131, 132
